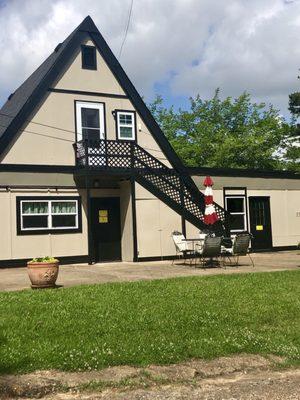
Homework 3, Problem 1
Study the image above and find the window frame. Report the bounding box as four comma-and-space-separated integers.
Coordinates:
225, 195, 247, 233
75, 101, 106, 142
115, 110, 137, 141
16, 196, 82, 235
81, 45, 97, 70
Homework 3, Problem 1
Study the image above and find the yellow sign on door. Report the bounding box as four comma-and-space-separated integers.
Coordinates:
99, 210, 108, 223
256, 225, 263, 231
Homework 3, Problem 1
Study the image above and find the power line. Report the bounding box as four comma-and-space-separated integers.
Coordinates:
0, 110, 169, 159
118, 0, 134, 60
0, 123, 74, 143
0, 111, 76, 136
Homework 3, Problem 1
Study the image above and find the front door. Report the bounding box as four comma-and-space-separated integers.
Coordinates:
91, 197, 121, 262
249, 197, 272, 250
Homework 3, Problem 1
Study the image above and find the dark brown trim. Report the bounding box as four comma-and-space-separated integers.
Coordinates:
0, 164, 76, 173
0, 255, 89, 268
81, 44, 97, 70
131, 178, 138, 262
0, 185, 77, 190
49, 88, 128, 99
86, 180, 93, 265
114, 109, 137, 142
16, 196, 82, 235
189, 167, 300, 180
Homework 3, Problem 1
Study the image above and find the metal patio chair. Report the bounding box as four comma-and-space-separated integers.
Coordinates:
196, 236, 222, 268
221, 233, 254, 267
172, 231, 195, 265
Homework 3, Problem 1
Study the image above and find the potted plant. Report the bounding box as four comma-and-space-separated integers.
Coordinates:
27, 256, 59, 289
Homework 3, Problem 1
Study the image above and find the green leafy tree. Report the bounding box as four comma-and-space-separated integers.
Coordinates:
288, 92, 300, 118
149, 90, 298, 171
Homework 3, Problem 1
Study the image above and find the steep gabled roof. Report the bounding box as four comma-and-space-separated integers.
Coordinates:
0, 17, 97, 138
0, 16, 188, 176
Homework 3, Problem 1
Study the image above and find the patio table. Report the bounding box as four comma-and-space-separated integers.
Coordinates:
183, 238, 205, 265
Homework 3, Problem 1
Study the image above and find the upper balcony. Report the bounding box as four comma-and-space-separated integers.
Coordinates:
73, 139, 169, 176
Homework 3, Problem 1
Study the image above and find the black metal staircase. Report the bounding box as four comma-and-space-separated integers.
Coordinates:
74, 139, 229, 232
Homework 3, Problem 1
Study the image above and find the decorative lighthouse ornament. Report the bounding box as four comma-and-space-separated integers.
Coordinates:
203, 176, 219, 225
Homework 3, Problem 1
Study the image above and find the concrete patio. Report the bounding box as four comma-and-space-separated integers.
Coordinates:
0, 250, 299, 292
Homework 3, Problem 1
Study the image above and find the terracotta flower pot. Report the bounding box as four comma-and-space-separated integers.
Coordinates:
27, 261, 59, 288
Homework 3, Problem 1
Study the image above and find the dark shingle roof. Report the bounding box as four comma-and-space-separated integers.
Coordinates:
0, 16, 97, 139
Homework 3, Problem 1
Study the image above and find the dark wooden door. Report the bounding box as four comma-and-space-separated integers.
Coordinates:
249, 197, 272, 250
91, 197, 121, 262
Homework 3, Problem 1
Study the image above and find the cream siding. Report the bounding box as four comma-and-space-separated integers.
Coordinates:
54, 39, 126, 96
1, 39, 171, 167
135, 182, 182, 258
0, 189, 88, 260
0, 184, 135, 262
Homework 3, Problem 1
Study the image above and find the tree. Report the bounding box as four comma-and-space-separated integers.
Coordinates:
288, 92, 300, 118
149, 90, 298, 171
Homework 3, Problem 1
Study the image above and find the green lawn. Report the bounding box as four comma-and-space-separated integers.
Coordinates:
0, 270, 299, 374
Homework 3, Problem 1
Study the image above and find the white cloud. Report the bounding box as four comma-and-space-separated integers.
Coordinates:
0, 0, 299, 116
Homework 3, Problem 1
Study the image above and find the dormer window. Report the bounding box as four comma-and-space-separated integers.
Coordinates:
81, 45, 97, 70
116, 111, 136, 141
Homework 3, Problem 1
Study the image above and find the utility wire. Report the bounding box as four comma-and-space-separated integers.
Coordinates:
0, 111, 76, 136
118, 0, 134, 59
0, 113, 168, 158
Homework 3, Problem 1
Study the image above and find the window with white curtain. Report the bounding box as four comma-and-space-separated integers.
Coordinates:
17, 197, 81, 234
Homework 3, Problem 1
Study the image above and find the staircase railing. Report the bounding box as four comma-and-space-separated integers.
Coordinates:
73, 139, 228, 230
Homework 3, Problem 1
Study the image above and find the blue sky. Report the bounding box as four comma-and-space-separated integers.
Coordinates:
1, 0, 300, 118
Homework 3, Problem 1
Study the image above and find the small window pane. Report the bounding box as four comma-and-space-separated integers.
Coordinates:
22, 202, 48, 214
52, 202, 76, 214
230, 214, 245, 231
119, 114, 132, 125
52, 215, 76, 228
227, 198, 244, 213
120, 126, 133, 138
81, 108, 100, 128
82, 128, 101, 141
82, 46, 96, 69
23, 216, 48, 229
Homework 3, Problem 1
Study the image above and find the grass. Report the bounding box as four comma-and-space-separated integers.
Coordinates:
0, 270, 299, 374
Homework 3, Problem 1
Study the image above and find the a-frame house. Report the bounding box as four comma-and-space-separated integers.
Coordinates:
0, 16, 228, 265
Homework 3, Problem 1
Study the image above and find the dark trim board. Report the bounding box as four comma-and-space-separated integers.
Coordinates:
0, 255, 89, 268
131, 178, 138, 262
0, 164, 77, 173
49, 88, 128, 99
189, 167, 300, 180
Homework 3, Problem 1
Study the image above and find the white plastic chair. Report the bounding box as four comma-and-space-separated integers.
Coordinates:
172, 231, 194, 264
